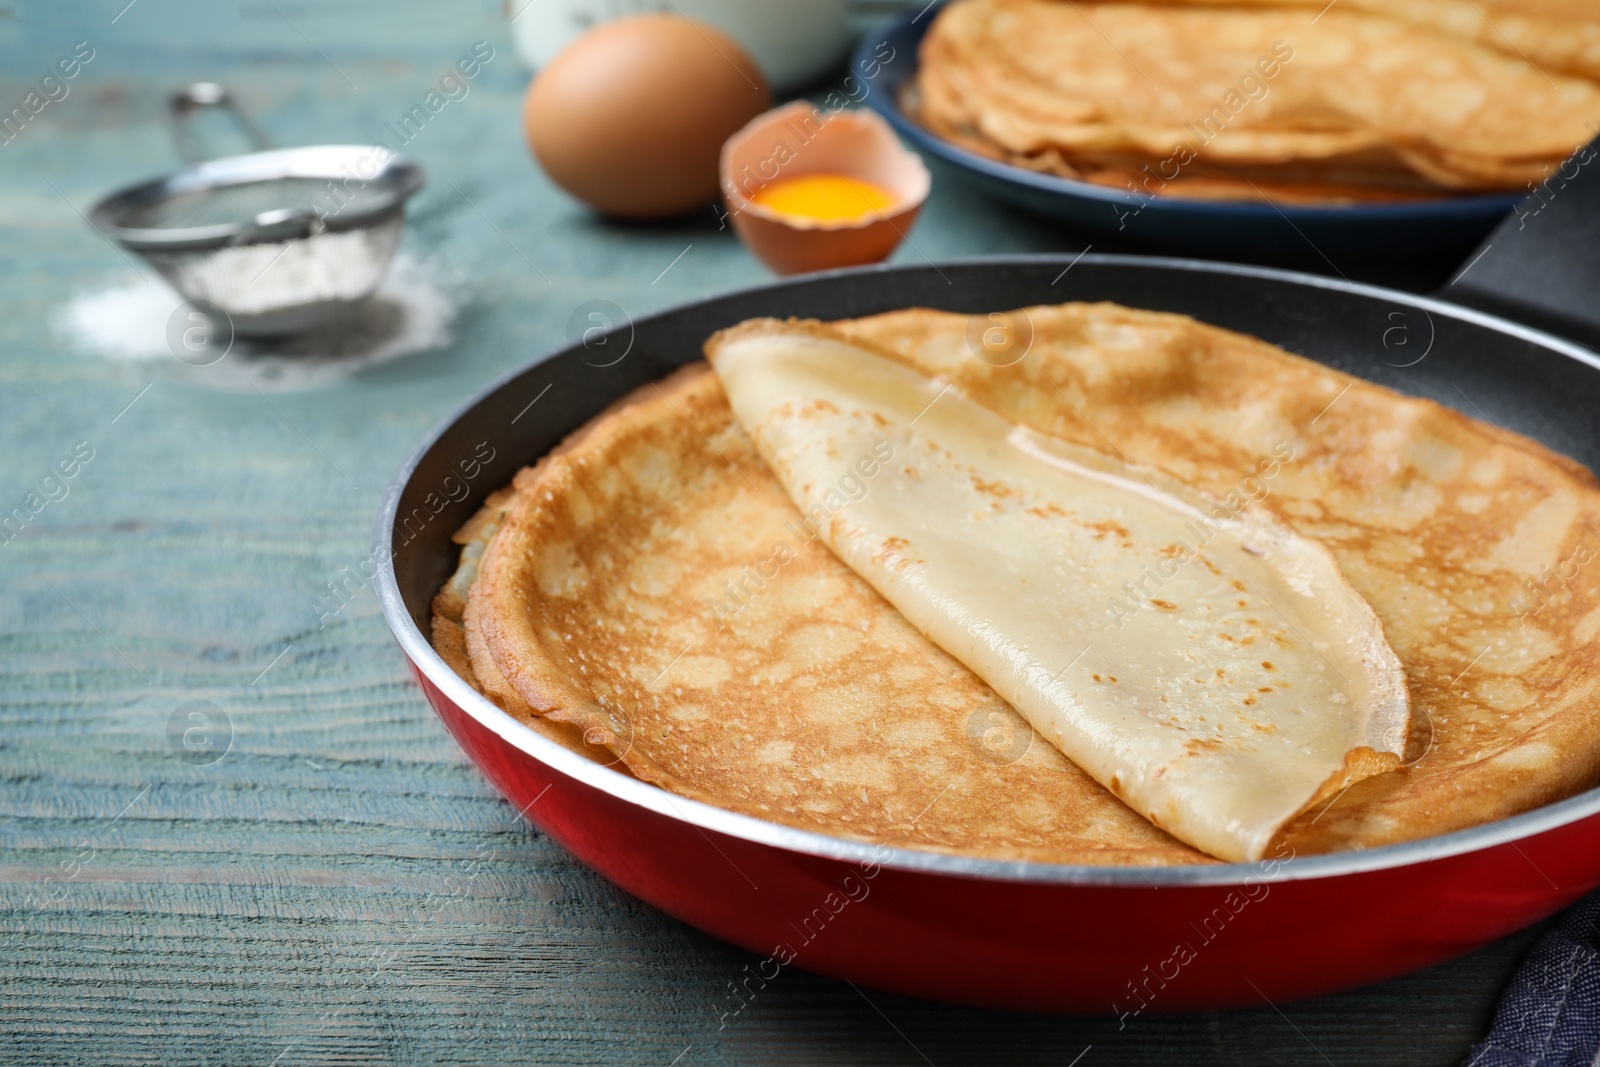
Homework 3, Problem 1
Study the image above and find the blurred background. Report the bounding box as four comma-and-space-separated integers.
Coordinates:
0, 1, 1538, 1064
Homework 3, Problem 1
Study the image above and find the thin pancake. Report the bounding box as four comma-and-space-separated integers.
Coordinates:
444, 304, 1600, 864
1150, 0, 1600, 82
912, 0, 1600, 198
433, 487, 622, 764
831, 305, 1600, 854
461, 363, 1201, 865
706, 320, 1411, 862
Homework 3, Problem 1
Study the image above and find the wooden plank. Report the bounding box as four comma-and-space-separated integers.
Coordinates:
0, 5, 1530, 1064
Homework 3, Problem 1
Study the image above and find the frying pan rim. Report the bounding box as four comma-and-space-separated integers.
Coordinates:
375, 252, 1600, 888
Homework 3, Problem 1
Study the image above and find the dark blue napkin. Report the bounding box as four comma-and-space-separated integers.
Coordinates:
1464, 893, 1600, 1067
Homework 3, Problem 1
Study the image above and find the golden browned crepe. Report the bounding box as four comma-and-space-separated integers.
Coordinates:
1157, 0, 1600, 82
445, 363, 1197, 865
911, 0, 1600, 202
437, 304, 1600, 865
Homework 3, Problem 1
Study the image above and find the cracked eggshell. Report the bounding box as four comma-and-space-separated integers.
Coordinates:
720, 102, 931, 276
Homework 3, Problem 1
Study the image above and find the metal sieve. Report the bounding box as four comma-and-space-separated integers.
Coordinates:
89, 83, 425, 337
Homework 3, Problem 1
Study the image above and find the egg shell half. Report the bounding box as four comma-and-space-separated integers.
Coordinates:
721, 102, 931, 276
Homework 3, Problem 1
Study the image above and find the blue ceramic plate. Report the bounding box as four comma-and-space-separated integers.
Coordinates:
851, 3, 1523, 259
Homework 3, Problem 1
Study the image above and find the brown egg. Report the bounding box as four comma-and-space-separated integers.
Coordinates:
523, 14, 771, 220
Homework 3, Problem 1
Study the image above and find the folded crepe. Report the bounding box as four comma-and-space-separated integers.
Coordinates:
706, 320, 1411, 861
439, 303, 1600, 865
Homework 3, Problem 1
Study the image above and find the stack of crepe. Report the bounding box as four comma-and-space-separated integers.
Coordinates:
434, 303, 1600, 866
910, 0, 1600, 202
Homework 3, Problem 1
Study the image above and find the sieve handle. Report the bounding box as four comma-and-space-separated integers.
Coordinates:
168, 82, 272, 163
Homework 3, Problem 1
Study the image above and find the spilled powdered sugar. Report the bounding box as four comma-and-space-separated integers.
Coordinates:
56, 252, 460, 391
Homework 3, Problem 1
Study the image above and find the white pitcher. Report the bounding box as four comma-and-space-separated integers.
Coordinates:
506, 0, 854, 93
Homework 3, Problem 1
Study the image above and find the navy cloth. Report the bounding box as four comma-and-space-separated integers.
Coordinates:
1465, 893, 1600, 1067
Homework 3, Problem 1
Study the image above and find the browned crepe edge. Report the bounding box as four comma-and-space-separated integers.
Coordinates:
464, 364, 746, 805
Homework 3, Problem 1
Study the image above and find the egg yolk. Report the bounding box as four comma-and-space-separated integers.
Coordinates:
750, 174, 898, 223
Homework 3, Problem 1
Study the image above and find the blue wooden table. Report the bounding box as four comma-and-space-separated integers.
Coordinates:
0, 2, 1529, 1062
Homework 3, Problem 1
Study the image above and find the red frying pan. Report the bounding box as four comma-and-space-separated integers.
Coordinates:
375, 184, 1600, 1012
